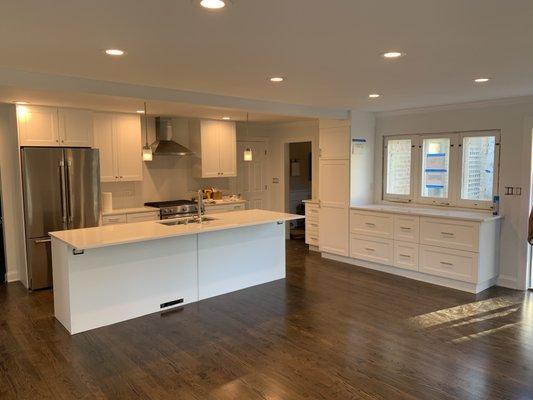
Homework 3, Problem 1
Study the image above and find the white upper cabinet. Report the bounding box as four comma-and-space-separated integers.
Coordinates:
190, 120, 237, 178
17, 105, 92, 147
93, 113, 143, 182
319, 120, 350, 160
58, 108, 93, 147
17, 105, 60, 147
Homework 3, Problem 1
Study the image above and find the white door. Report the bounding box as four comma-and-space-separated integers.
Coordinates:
92, 113, 117, 182
58, 108, 93, 147
114, 114, 143, 181
17, 105, 60, 147
319, 159, 349, 256
237, 141, 269, 210
200, 120, 221, 178
218, 122, 237, 177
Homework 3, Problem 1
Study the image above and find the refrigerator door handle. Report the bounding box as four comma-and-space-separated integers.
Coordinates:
59, 160, 68, 228
67, 159, 74, 228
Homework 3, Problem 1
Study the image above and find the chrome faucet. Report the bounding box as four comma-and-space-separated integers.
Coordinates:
197, 190, 203, 223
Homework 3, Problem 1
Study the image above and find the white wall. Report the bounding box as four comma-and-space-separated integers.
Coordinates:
375, 99, 533, 290
236, 120, 319, 213
0, 104, 27, 285
350, 111, 375, 205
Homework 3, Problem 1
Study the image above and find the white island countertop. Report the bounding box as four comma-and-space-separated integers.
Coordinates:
50, 209, 303, 251
351, 204, 501, 222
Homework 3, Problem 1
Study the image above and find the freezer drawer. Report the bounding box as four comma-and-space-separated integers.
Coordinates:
27, 237, 53, 290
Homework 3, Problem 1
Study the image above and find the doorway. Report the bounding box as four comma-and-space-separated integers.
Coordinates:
286, 141, 312, 240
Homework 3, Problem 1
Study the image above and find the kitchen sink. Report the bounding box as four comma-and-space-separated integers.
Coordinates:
157, 216, 216, 226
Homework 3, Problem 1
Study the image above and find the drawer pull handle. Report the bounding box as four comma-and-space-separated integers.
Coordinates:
399, 253, 411, 258
365, 222, 376, 227
364, 247, 375, 252
440, 261, 454, 267
441, 232, 455, 236
400, 226, 411, 231
310, 223, 318, 227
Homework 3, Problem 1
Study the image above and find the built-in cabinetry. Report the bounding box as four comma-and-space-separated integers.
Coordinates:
347, 207, 501, 293
204, 202, 245, 215
317, 120, 350, 256
102, 209, 159, 226
93, 113, 143, 182
17, 105, 93, 147
304, 201, 319, 248
190, 120, 237, 178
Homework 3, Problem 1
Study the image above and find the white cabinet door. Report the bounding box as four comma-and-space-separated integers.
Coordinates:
17, 105, 60, 147
58, 108, 93, 147
319, 159, 349, 208
320, 207, 349, 256
114, 114, 143, 182
218, 122, 236, 177
200, 120, 221, 178
319, 125, 350, 159
92, 113, 117, 182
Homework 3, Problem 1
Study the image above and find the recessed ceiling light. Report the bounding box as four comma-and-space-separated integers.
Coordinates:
381, 51, 405, 59
14, 101, 29, 105
474, 77, 491, 83
136, 110, 145, 114
368, 93, 381, 98
269, 76, 286, 83
222, 116, 231, 120
200, 0, 226, 9
104, 49, 126, 56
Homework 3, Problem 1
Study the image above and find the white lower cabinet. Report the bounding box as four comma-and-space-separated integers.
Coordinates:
346, 207, 501, 293
419, 245, 477, 283
304, 202, 320, 247
126, 211, 160, 223
204, 203, 245, 215
393, 241, 419, 271
350, 234, 393, 265
102, 214, 127, 225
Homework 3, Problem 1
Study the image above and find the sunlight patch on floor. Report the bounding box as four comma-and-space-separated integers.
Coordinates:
408, 297, 519, 329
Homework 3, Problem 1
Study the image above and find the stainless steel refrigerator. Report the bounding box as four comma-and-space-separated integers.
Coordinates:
21, 148, 101, 290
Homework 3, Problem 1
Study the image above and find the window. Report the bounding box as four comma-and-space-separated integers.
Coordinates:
459, 133, 498, 206
383, 136, 415, 201
383, 131, 500, 209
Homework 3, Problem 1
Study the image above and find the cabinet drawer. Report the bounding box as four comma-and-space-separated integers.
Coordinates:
126, 212, 160, 223
350, 211, 393, 239
306, 220, 319, 233
306, 232, 319, 246
350, 234, 393, 265
305, 204, 320, 220
205, 203, 245, 215
419, 245, 477, 283
420, 218, 479, 252
393, 241, 419, 271
393, 215, 419, 243
102, 214, 127, 225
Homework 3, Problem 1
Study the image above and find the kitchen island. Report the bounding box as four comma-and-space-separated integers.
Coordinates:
50, 210, 303, 334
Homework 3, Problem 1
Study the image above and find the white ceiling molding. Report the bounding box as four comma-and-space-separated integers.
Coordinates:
0, 68, 349, 120
375, 95, 533, 118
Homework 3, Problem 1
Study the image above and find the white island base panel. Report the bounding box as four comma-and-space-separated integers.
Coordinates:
52, 222, 285, 334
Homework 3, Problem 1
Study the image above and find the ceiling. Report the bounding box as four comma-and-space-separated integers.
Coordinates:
1, 0, 532, 112
0, 86, 308, 122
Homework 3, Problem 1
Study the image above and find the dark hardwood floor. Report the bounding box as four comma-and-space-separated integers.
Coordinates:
0, 240, 532, 399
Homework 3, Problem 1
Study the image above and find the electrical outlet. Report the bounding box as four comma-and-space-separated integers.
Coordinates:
504, 187, 513, 195
515, 187, 522, 195
272, 177, 280, 184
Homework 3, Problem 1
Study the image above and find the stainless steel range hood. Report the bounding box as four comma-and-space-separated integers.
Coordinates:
151, 117, 194, 156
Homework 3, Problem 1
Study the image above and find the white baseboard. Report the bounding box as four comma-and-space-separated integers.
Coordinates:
496, 274, 517, 290
321, 252, 497, 294
6, 270, 19, 283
